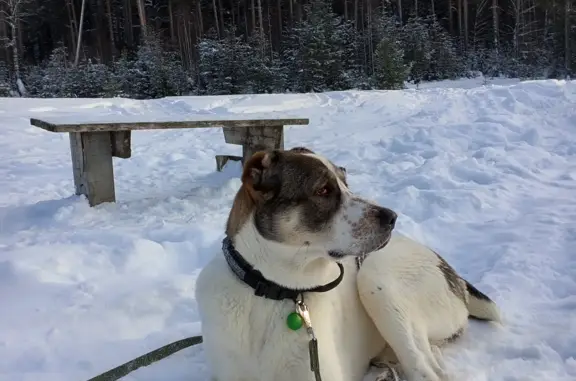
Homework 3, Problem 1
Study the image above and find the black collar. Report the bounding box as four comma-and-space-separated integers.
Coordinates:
222, 236, 345, 301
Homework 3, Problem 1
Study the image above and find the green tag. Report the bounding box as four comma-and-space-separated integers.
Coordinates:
286, 312, 304, 330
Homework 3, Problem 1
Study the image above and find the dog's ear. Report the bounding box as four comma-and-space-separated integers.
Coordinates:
289, 146, 315, 154
241, 150, 281, 198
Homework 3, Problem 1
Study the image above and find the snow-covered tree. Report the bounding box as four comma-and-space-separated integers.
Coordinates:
0, 0, 33, 95
401, 16, 432, 85
196, 29, 240, 95
282, 0, 362, 92
427, 17, 466, 80
373, 38, 408, 89
197, 28, 285, 95
108, 33, 191, 99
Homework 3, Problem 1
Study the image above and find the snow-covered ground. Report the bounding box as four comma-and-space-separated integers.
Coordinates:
1, 78, 576, 381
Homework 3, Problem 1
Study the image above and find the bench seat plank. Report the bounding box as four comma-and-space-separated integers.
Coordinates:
30, 117, 309, 133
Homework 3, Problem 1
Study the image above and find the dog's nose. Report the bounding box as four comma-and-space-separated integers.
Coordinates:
377, 207, 397, 228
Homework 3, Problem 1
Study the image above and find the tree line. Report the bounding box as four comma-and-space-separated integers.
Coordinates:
0, 0, 573, 98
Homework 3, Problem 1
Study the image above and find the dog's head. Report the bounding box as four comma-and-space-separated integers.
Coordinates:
226, 147, 396, 259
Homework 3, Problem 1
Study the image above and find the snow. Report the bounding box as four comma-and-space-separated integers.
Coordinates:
1, 78, 576, 381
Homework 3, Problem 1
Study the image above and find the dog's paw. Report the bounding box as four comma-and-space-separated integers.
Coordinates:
374, 366, 401, 381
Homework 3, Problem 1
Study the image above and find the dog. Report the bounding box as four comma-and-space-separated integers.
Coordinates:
195, 147, 501, 381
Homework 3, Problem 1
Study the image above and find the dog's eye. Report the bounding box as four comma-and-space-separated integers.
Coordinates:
315, 186, 331, 197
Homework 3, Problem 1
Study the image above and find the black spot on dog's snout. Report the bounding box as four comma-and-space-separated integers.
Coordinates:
377, 207, 397, 228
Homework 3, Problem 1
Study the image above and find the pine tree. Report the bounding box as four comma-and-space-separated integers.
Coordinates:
373, 38, 408, 89
282, 0, 361, 92
25, 44, 70, 98
401, 16, 433, 84
109, 33, 191, 99
197, 29, 239, 95
243, 33, 287, 93
427, 16, 465, 80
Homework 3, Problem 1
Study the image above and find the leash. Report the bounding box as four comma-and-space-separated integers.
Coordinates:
86, 335, 203, 381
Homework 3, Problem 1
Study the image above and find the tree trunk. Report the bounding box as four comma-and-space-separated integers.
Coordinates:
492, 0, 499, 54
0, 3, 6, 63
244, 0, 249, 36
168, 0, 176, 44
565, 0, 571, 74
65, 0, 78, 54
458, 0, 463, 48
197, 0, 204, 37
464, 0, 469, 51
212, 0, 220, 37
124, 0, 134, 47
136, 0, 147, 38
251, 0, 256, 33
277, 0, 282, 43
105, 0, 116, 57
449, 0, 454, 34
258, 0, 264, 43
217, 0, 224, 34
10, 19, 19, 80
74, 0, 86, 66
514, 0, 520, 56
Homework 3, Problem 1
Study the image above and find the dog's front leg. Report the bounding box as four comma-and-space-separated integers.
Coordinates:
358, 289, 447, 381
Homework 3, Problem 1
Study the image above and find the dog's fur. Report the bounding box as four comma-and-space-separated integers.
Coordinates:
195, 148, 501, 381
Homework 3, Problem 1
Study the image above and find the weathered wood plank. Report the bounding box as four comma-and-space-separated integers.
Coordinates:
223, 125, 284, 161
222, 125, 284, 146
69, 131, 116, 206
31, 117, 309, 133
111, 131, 131, 158
244, 125, 284, 162
215, 155, 243, 172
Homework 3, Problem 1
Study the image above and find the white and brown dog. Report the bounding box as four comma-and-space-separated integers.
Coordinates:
195, 147, 501, 381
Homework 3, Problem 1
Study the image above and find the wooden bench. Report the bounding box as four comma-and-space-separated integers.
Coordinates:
30, 117, 309, 207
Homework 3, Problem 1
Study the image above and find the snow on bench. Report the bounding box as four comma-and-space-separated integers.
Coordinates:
30, 116, 309, 207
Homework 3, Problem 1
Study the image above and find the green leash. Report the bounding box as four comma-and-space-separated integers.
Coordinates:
86, 335, 203, 381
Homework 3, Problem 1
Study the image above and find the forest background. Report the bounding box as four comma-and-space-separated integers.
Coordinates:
0, 0, 573, 98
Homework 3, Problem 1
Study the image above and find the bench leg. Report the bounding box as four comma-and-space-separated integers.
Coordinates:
111, 131, 131, 158
244, 126, 284, 161
69, 132, 116, 206
222, 125, 284, 168
215, 155, 243, 172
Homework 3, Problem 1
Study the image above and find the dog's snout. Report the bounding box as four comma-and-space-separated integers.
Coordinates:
377, 208, 397, 228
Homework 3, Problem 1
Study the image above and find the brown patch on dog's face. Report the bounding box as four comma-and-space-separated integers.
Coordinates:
289, 146, 348, 187
226, 148, 396, 257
